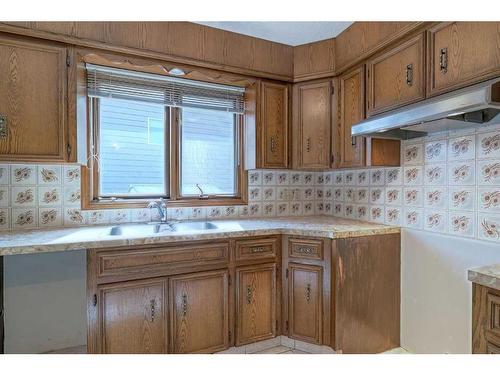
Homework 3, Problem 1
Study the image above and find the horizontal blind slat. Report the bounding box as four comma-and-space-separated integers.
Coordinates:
86, 63, 245, 113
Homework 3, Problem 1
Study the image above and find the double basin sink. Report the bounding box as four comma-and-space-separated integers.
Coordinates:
107, 221, 220, 237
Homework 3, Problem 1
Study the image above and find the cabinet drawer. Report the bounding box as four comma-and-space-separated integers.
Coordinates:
235, 237, 278, 261
96, 242, 229, 279
288, 238, 323, 260
487, 293, 500, 337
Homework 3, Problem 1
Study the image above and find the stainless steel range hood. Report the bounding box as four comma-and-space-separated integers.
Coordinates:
351, 77, 500, 140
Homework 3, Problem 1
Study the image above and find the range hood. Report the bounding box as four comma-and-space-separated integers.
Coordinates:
351, 77, 500, 139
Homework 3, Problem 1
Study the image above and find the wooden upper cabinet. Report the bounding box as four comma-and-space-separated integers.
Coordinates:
169, 270, 229, 353
235, 263, 277, 346
97, 278, 167, 354
292, 80, 332, 169
367, 33, 425, 116
288, 263, 323, 344
259, 81, 289, 168
338, 66, 365, 168
427, 22, 500, 96
0, 35, 68, 162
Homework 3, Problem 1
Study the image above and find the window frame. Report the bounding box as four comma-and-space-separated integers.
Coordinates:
82, 97, 247, 210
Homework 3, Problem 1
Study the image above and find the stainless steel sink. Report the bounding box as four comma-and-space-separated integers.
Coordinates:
171, 221, 218, 231
106, 221, 219, 236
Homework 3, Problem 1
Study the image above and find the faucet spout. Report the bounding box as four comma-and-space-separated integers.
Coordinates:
147, 198, 168, 222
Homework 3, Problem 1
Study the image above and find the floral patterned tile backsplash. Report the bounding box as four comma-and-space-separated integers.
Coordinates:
322, 124, 500, 243
0, 124, 499, 243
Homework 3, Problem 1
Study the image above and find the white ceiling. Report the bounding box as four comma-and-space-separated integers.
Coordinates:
195, 22, 353, 46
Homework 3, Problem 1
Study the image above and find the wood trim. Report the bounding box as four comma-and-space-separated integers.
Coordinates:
0, 23, 293, 82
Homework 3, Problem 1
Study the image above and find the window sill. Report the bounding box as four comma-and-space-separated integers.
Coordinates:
81, 197, 248, 211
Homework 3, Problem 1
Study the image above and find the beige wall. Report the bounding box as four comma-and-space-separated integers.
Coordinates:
3, 250, 86, 353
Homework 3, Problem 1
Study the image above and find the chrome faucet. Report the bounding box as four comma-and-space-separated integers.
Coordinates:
148, 198, 168, 223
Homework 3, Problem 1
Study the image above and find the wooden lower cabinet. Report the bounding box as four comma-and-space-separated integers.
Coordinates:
235, 263, 277, 346
288, 263, 323, 344
97, 278, 167, 354
169, 270, 229, 353
472, 283, 500, 354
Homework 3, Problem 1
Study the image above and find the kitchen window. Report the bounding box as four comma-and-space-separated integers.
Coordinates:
84, 64, 246, 208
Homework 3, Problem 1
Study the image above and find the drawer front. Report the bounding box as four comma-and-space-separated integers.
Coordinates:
235, 237, 278, 261
288, 238, 323, 260
97, 242, 229, 279
488, 293, 500, 337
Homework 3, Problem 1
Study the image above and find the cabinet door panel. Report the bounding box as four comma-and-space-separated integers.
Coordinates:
236, 264, 276, 346
98, 278, 167, 354
339, 67, 365, 168
294, 81, 331, 169
288, 263, 322, 344
169, 270, 229, 353
260, 81, 289, 168
367, 33, 425, 116
428, 22, 500, 96
0, 35, 67, 161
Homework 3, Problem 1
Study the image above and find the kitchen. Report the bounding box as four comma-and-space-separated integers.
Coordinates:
0, 2, 500, 371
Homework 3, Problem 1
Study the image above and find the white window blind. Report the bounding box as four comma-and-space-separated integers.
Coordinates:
86, 63, 245, 114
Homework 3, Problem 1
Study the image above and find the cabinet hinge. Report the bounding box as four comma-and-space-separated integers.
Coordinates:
66, 143, 72, 158
285, 269, 289, 279
93, 294, 97, 307
331, 86, 335, 95
285, 321, 289, 331
228, 275, 231, 286
331, 154, 334, 165
66, 53, 71, 67
228, 331, 232, 341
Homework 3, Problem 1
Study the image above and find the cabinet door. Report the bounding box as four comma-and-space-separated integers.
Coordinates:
428, 22, 500, 96
236, 263, 277, 346
367, 33, 425, 116
169, 270, 229, 353
98, 278, 167, 354
260, 81, 289, 168
339, 67, 365, 168
288, 263, 322, 344
0, 35, 68, 161
293, 80, 331, 169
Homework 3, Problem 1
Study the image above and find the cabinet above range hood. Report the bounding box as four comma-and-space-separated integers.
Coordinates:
352, 78, 500, 140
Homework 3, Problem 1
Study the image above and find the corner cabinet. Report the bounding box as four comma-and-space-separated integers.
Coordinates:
259, 81, 289, 169
292, 80, 333, 169
427, 22, 500, 96
366, 33, 425, 116
0, 34, 70, 162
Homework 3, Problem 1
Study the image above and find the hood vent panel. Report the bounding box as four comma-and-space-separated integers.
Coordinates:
352, 78, 500, 140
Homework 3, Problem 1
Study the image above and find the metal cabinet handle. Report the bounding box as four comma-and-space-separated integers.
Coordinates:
246, 285, 253, 304
0, 114, 7, 138
270, 136, 277, 154
181, 293, 188, 316
306, 137, 311, 152
250, 246, 265, 253
150, 299, 156, 322
297, 246, 313, 254
406, 63, 414, 86
351, 136, 357, 146
439, 48, 448, 73
305, 284, 311, 303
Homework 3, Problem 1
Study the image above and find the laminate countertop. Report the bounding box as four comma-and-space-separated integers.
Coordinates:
0, 216, 400, 256
468, 264, 500, 291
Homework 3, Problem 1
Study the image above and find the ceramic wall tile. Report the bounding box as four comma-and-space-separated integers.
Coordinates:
425, 140, 447, 163
385, 167, 403, 186
476, 160, 500, 185
37, 165, 62, 185
369, 169, 385, 186
423, 210, 447, 233
449, 187, 475, 211
63, 165, 81, 185
448, 135, 475, 161
424, 187, 447, 210
385, 206, 402, 226
11, 186, 37, 207
38, 186, 62, 207
424, 164, 447, 185
478, 188, 500, 213
0, 186, 9, 207
477, 130, 500, 159
0, 208, 9, 230
448, 161, 475, 185
39, 208, 63, 227
449, 212, 476, 238
0, 165, 9, 185
248, 170, 262, 186
478, 213, 500, 241
11, 165, 36, 185
12, 208, 37, 229
403, 143, 424, 165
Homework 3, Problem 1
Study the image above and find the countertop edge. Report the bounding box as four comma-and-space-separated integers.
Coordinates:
468, 268, 500, 291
